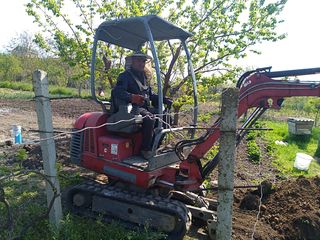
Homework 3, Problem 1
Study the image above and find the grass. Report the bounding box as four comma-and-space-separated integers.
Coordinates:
0, 146, 164, 240
0, 167, 165, 240
0, 88, 35, 99
0, 81, 33, 91
0, 81, 92, 99
261, 120, 320, 177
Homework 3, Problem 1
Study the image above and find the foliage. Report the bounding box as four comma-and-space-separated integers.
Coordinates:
0, 53, 23, 81
247, 139, 261, 163
16, 149, 28, 161
0, 51, 85, 90
246, 130, 261, 163
26, 0, 287, 100
282, 97, 320, 114
198, 112, 213, 123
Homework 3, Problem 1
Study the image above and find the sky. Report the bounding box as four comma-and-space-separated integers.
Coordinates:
0, 0, 320, 72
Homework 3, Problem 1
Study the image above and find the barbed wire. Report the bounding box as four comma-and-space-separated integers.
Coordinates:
20, 112, 192, 144
19, 110, 268, 145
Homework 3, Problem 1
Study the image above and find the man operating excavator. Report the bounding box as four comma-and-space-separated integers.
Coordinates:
112, 52, 173, 159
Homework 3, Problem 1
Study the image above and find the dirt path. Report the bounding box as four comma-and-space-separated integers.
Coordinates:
0, 98, 100, 143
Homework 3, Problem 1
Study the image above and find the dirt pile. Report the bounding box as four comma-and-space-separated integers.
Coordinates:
236, 176, 320, 240
260, 176, 320, 240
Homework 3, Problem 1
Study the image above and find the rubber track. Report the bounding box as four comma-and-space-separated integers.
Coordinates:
66, 180, 192, 239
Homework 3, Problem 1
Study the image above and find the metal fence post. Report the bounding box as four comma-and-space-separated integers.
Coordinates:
216, 88, 239, 240
32, 69, 62, 227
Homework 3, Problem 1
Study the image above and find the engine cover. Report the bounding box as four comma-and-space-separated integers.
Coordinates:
98, 135, 133, 161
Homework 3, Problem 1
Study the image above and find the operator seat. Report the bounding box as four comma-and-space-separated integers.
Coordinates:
106, 89, 143, 133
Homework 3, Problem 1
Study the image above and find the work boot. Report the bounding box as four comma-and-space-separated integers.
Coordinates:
141, 150, 153, 159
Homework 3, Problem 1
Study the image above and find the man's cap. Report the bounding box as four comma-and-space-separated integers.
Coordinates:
131, 51, 152, 60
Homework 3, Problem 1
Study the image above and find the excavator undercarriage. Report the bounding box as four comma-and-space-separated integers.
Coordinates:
65, 180, 218, 239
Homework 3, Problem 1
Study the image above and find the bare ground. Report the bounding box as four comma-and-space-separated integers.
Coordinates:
0, 98, 319, 240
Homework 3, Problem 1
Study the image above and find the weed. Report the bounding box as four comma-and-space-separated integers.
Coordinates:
16, 149, 28, 161
198, 112, 213, 123
247, 140, 261, 163
203, 145, 219, 165
245, 123, 262, 163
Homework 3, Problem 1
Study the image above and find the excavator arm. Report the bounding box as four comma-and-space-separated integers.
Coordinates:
176, 67, 320, 190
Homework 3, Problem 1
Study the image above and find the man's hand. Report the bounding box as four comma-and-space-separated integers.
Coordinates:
131, 94, 145, 105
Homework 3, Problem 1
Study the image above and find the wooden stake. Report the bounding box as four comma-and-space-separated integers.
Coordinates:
216, 88, 239, 240
32, 69, 62, 227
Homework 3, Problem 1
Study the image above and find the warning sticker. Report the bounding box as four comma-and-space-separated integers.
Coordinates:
111, 144, 118, 155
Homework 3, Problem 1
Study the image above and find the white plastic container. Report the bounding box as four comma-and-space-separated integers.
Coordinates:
12, 125, 22, 144
294, 153, 313, 171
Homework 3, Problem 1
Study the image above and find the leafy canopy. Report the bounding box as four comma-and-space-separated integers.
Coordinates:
26, 0, 287, 97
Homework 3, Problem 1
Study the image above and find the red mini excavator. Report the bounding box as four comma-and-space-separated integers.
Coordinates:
67, 15, 320, 239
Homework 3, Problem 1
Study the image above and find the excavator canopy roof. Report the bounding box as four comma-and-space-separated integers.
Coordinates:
95, 15, 193, 50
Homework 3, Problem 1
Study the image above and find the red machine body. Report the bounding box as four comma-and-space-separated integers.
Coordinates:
72, 112, 178, 189
71, 68, 320, 191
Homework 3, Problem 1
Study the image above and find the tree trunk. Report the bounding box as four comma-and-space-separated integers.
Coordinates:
78, 83, 82, 97
173, 105, 182, 126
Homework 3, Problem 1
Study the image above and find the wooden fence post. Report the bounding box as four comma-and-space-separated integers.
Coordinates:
32, 69, 62, 227
216, 88, 239, 240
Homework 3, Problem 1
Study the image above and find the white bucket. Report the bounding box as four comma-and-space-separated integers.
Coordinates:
294, 153, 313, 171
12, 125, 22, 144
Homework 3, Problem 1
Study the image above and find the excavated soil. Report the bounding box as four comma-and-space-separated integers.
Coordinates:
1, 98, 320, 240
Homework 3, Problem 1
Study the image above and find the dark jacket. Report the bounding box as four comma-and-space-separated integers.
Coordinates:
112, 69, 159, 110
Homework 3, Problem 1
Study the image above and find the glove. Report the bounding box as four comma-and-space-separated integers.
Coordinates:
131, 94, 145, 105
164, 98, 173, 109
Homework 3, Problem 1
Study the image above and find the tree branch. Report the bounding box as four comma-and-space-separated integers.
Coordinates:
170, 44, 250, 96
73, 0, 94, 34
163, 45, 182, 95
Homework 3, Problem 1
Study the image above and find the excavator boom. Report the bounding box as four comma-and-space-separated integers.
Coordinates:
177, 67, 320, 187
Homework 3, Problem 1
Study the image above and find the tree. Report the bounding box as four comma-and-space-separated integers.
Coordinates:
6, 31, 40, 58
4, 32, 42, 81
0, 54, 22, 81
26, 0, 287, 98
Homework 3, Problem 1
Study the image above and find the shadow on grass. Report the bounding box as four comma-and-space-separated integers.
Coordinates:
284, 134, 311, 150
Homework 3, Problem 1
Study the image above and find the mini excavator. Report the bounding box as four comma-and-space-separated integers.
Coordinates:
67, 15, 320, 239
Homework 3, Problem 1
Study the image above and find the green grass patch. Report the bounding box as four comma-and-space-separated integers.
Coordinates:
0, 88, 35, 99
0, 81, 33, 91
0, 87, 85, 100
0, 81, 94, 99
262, 120, 320, 177
0, 172, 165, 240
